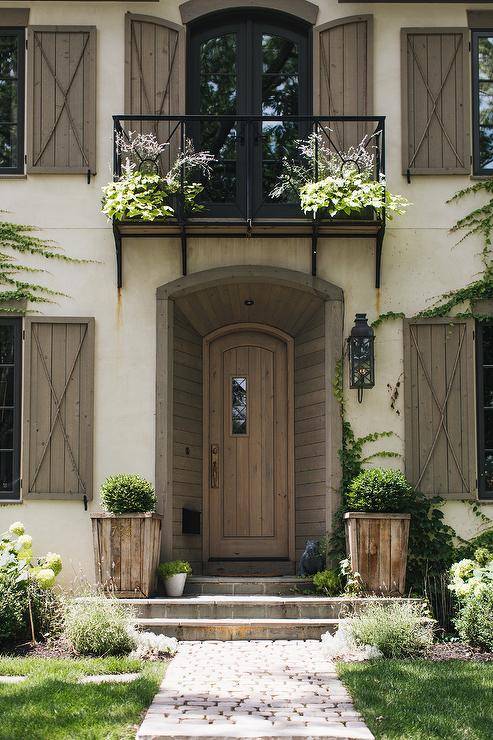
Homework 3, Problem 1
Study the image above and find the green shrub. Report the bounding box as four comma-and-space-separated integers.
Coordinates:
158, 560, 192, 579
454, 587, 493, 650
0, 522, 62, 645
346, 468, 414, 513
0, 575, 27, 645
456, 529, 493, 560
64, 596, 137, 657
348, 601, 433, 658
312, 569, 341, 596
100, 474, 156, 514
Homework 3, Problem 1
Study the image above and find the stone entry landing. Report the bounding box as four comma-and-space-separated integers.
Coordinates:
137, 640, 374, 739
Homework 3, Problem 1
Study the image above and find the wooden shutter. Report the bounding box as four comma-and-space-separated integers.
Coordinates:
313, 15, 373, 150
401, 28, 470, 175
403, 318, 477, 499
27, 26, 96, 174
125, 13, 185, 116
23, 318, 95, 501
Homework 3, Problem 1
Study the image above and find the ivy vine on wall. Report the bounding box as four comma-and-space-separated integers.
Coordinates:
0, 215, 85, 312
373, 179, 493, 327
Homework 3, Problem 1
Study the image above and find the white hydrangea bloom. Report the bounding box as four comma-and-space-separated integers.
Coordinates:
9, 521, 24, 536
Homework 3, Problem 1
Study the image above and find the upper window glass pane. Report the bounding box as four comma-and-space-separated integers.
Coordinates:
261, 34, 299, 202
0, 31, 24, 173
200, 34, 237, 115
474, 34, 493, 173
261, 34, 298, 116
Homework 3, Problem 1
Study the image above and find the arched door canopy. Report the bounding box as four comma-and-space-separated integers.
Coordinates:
179, 0, 319, 25
157, 265, 343, 303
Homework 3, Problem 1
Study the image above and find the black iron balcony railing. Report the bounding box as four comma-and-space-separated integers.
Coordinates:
111, 114, 386, 287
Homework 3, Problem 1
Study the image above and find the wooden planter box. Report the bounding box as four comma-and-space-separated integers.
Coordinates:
91, 512, 163, 597
344, 512, 411, 595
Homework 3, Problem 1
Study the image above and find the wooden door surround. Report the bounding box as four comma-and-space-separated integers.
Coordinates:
203, 324, 295, 574
156, 265, 344, 573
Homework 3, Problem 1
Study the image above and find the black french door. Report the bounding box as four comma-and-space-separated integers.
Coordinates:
188, 10, 311, 219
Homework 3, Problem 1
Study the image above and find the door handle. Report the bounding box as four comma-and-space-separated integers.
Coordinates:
211, 444, 219, 488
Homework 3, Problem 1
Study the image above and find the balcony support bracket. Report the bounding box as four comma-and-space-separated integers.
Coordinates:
311, 221, 319, 277
113, 223, 123, 290
181, 227, 188, 276
375, 225, 385, 290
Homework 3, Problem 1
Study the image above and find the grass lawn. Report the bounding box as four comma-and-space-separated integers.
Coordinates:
0, 656, 167, 740
338, 659, 493, 740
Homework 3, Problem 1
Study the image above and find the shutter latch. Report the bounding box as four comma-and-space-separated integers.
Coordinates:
83, 494, 88, 511
86, 169, 91, 185
406, 169, 411, 184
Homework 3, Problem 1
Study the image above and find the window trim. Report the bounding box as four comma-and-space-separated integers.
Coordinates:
0, 27, 25, 175
471, 29, 493, 176
0, 317, 22, 501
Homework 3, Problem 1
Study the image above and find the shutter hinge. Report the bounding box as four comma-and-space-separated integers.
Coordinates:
469, 41, 471, 52
22, 329, 25, 340
20, 478, 22, 490
24, 154, 27, 164
83, 494, 88, 511
25, 38, 28, 50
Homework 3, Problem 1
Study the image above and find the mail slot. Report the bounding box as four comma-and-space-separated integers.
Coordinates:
182, 508, 201, 535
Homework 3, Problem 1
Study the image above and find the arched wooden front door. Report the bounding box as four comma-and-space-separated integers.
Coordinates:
204, 324, 294, 572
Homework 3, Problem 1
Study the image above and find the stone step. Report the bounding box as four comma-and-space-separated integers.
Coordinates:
126, 595, 385, 620
184, 576, 313, 596
135, 617, 339, 640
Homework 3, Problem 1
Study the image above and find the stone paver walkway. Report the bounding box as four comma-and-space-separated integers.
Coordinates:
137, 640, 374, 739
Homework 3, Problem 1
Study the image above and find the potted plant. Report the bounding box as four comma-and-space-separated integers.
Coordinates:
271, 133, 410, 221
101, 132, 214, 223
91, 474, 162, 598
158, 560, 192, 597
344, 469, 413, 595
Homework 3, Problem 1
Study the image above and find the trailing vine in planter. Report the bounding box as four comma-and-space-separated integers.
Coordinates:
102, 132, 215, 223
271, 133, 410, 219
0, 215, 85, 312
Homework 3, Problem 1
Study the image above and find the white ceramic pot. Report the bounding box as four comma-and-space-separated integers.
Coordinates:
164, 572, 187, 597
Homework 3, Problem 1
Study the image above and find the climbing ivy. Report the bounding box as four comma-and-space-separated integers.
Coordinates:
0, 215, 85, 311
328, 357, 400, 562
330, 357, 461, 591
372, 180, 493, 327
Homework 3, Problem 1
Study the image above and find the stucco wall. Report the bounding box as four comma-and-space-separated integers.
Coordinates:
0, 0, 492, 584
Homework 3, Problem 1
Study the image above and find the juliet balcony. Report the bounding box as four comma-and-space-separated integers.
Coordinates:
110, 114, 386, 287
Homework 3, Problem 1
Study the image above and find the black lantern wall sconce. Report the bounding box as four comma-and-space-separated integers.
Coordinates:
348, 313, 375, 403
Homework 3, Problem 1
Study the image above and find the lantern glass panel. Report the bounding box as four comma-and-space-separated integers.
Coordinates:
349, 337, 375, 389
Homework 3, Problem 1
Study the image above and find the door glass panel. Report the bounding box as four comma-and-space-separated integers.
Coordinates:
261, 34, 299, 202
199, 33, 238, 204
232, 377, 247, 435
478, 38, 493, 170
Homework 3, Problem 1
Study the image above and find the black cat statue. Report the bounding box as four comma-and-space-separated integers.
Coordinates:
298, 539, 324, 576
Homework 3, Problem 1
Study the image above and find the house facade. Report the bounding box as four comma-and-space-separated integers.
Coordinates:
0, 0, 492, 584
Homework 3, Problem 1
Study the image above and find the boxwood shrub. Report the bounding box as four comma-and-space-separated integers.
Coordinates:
100, 474, 156, 514
346, 468, 414, 513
